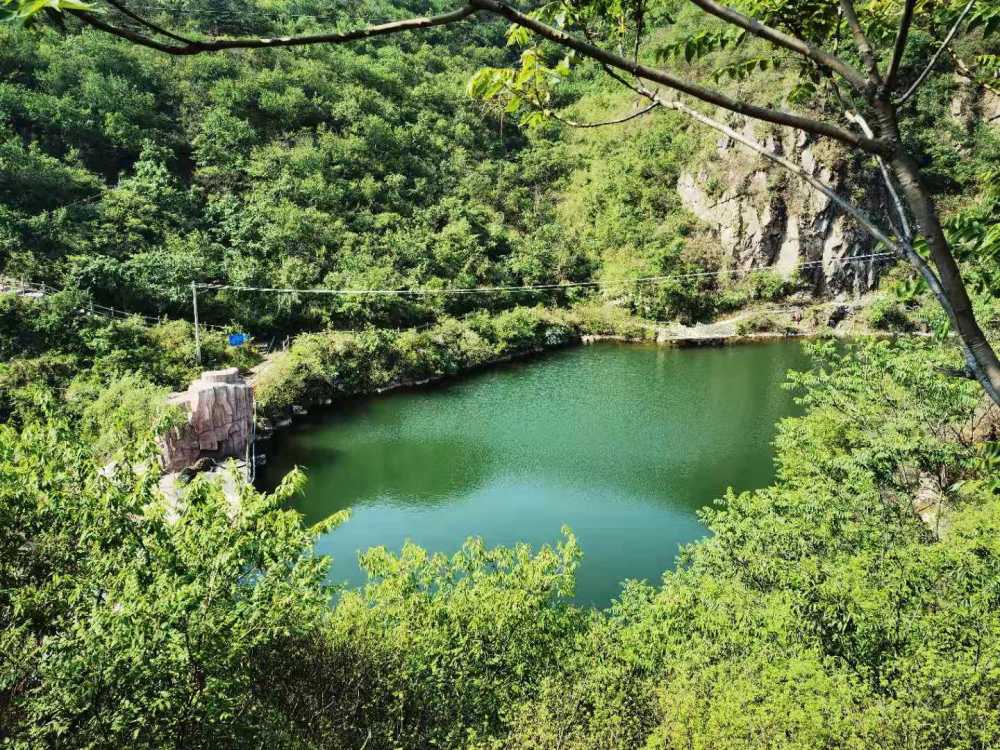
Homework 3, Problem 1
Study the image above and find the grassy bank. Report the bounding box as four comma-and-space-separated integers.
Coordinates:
253, 304, 650, 421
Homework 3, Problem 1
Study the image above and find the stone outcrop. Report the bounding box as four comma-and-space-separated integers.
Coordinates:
677, 120, 890, 296
950, 72, 1000, 132
159, 368, 254, 472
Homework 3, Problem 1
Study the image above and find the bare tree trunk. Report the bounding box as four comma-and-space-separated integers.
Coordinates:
889, 152, 1000, 404
866, 100, 1000, 404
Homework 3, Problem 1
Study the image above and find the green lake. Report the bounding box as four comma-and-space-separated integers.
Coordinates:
260, 340, 811, 606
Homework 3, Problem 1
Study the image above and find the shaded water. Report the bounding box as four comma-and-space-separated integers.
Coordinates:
260, 341, 810, 606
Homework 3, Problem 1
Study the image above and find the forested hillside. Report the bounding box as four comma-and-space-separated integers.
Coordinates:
3, 0, 998, 399
2, 1, 571, 331
2, 0, 1000, 746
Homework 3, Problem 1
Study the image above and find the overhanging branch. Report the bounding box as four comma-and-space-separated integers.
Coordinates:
839, 0, 883, 87
687, 0, 868, 92
591, 72, 956, 339
552, 101, 661, 128
847, 111, 912, 241
470, 0, 890, 156
895, 0, 976, 106
102, 0, 194, 45
71, 4, 477, 55
883, 0, 916, 95
71, 0, 891, 156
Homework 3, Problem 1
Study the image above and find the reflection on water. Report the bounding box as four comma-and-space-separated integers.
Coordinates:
260, 341, 810, 606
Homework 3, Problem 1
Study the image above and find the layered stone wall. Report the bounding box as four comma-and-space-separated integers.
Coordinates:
159, 368, 254, 472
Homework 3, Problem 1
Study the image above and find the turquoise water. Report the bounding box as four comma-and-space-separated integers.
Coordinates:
260, 341, 810, 606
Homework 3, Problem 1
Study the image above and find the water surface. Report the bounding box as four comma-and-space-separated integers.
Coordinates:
261, 341, 809, 606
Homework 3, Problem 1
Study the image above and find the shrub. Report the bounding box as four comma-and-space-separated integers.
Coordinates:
491, 307, 548, 353
565, 302, 651, 339
0, 290, 90, 360
0, 418, 339, 747
736, 312, 787, 335
743, 269, 795, 302
715, 271, 796, 314
254, 307, 582, 419
866, 296, 915, 332
68, 372, 184, 460
0, 352, 79, 423
715, 285, 752, 312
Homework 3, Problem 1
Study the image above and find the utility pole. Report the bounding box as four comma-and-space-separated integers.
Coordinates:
191, 281, 202, 366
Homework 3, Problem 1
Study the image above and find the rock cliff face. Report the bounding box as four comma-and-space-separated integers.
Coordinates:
677, 121, 890, 296
159, 368, 254, 472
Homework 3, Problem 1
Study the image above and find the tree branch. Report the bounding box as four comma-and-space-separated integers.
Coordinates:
102, 0, 195, 45
883, 0, 916, 95
602, 75, 898, 254
687, 0, 868, 92
553, 101, 661, 128
70, 0, 890, 155
71, 4, 477, 55
895, 0, 976, 106
672, 99, 899, 252
470, 0, 890, 156
70, 11, 187, 53
596, 73, 962, 359
847, 111, 912, 241
666, 97, 974, 385
73, 0, 891, 156
500, 75, 661, 129
839, 0, 882, 88
632, 0, 644, 68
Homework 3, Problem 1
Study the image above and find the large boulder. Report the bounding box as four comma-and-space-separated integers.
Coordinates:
159, 368, 254, 472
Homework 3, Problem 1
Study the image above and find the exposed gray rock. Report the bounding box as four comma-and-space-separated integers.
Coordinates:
677, 120, 890, 295
159, 368, 254, 472
984, 88, 1000, 126
827, 304, 851, 328
951, 72, 1000, 130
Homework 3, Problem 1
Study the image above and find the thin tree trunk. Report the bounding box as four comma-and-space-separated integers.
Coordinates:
889, 152, 1000, 404
867, 100, 1000, 404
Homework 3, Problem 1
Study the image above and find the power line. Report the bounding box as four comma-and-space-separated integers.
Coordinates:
4, 249, 900, 361
194, 252, 896, 296
0, 275, 230, 331
47, 191, 106, 211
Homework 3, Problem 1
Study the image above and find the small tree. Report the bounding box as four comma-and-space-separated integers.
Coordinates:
7, 0, 1000, 403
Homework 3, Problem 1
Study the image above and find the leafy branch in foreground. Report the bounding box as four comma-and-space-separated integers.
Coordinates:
0, 0, 91, 25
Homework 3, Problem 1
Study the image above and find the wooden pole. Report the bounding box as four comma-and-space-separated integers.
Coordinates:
191, 281, 202, 365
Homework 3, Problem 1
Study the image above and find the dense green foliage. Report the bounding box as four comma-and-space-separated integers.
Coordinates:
2, 0, 997, 371
4, 337, 999, 748
254, 303, 648, 418
1, 418, 340, 746
0, 0, 877, 344
3, 0, 998, 359
0, 289, 256, 424
0, 5, 592, 333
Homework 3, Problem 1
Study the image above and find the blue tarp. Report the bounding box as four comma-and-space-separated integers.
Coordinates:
228, 332, 247, 347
